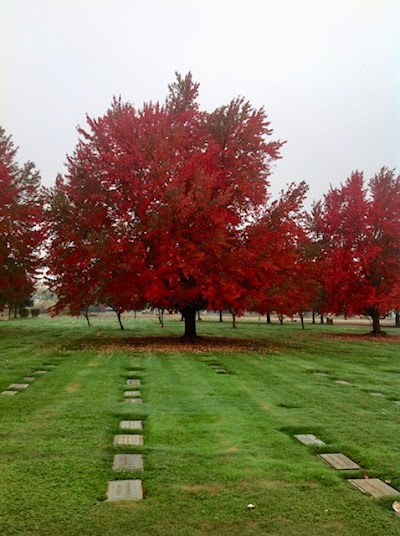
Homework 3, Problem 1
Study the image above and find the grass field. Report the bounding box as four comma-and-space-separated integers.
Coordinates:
0, 314, 399, 535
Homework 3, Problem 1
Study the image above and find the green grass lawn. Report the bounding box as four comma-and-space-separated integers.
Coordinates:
0, 315, 400, 535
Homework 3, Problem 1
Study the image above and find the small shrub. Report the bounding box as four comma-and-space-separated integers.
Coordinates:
19, 308, 30, 318
31, 308, 40, 317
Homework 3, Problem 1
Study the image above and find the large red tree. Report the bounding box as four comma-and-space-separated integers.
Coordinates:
46, 74, 285, 336
0, 127, 44, 315
310, 168, 400, 334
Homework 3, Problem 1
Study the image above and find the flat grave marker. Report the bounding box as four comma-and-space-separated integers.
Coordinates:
33, 370, 48, 375
318, 453, 361, 470
125, 398, 142, 404
1, 390, 17, 396
113, 454, 143, 471
314, 372, 328, 376
335, 380, 352, 385
120, 420, 143, 430
9, 383, 29, 390
114, 434, 143, 447
107, 479, 143, 501
127, 379, 141, 387
369, 392, 385, 397
394, 401, 400, 405
23, 377, 36, 382
124, 390, 141, 397
294, 434, 326, 446
349, 478, 400, 498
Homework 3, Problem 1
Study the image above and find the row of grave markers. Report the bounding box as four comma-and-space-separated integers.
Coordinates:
315, 372, 400, 405
106, 372, 145, 502
1, 365, 56, 396
107, 363, 230, 502
295, 433, 400, 517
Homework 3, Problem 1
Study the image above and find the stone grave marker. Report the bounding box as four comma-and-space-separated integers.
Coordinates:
349, 478, 400, 498
1, 390, 18, 396
294, 434, 326, 446
394, 401, 400, 405
114, 434, 143, 447
9, 383, 29, 390
107, 479, 143, 501
23, 377, 36, 382
124, 390, 141, 397
318, 453, 361, 470
34, 370, 48, 375
369, 392, 385, 397
120, 420, 143, 430
127, 379, 141, 387
335, 380, 352, 385
125, 398, 142, 404
113, 454, 143, 471
214, 369, 227, 374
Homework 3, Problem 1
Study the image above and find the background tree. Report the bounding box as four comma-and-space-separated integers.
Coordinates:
310, 168, 400, 334
0, 127, 44, 315
245, 181, 316, 326
46, 74, 285, 337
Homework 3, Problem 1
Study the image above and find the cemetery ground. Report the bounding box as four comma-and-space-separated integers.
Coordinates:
0, 316, 399, 536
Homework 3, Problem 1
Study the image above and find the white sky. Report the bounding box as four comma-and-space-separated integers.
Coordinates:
1, 0, 399, 204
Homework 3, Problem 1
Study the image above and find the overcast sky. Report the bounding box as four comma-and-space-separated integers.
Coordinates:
1, 0, 399, 204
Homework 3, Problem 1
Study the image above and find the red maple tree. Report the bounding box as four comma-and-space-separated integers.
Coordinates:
246, 181, 316, 327
0, 127, 44, 315
310, 168, 400, 334
46, 73, 285, 336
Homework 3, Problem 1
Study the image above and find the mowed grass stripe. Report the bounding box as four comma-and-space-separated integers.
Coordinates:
0, 350, 137, 535
1, 317, 400, 535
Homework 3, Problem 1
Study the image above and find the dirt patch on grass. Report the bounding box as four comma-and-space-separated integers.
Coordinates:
316, 333, 400, 344
87, 336, 283, 354
177, 483, 224, 495
238, 479, 298, 490
65, 383, 81, 393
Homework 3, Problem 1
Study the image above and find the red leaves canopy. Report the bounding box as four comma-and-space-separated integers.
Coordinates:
46, 74, 287, 317
0, 127, 44, 308
310, 168, 400, 320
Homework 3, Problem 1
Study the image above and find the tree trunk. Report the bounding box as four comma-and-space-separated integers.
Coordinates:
369, 308, 381, 335
219, 310, 223, 322
320, 314, 324, 324
300, 313, 305, 330
278, 314, 283, 325
312, 311, 316, 324
230, 309, 237, 329
266, 312, 271, 324
156, 308, 164, 327
116, 311, 124, 330
395, 311, 400, 327
84, 310, 91, 327
197, 310, 202, 321
182, 307, 197, 338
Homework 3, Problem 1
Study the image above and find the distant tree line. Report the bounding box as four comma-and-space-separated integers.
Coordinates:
1, 74, 399, 335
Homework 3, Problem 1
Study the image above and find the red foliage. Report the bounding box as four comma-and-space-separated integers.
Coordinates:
245, 181, 316, 321
46, 74, 287, 334
0, 127, 44, 311
310, 168, 400, 333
